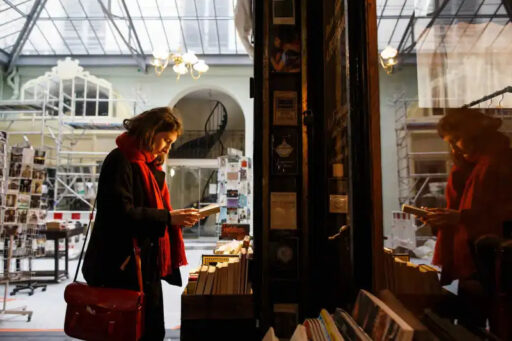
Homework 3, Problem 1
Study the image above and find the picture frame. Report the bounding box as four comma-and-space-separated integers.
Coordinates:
272, 129, 298, 175
273, 91, 298, 126
270, 27, 300, 73
270, 192, 297, 230
269, 237, 299, 277
272, 0, 295, 25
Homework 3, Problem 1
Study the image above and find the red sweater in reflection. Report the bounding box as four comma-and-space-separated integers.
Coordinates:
433, 133, 512, 285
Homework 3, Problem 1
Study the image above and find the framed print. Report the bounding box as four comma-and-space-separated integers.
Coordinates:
269, 237, 299, 278
272, 0, 295, 25
270, 27, 300, 73
273, 91, 298, 126
270, 192, 297, 230
272, 129, 298, 175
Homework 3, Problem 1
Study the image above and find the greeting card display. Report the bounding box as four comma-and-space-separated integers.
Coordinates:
1, 145, 48, 259
217, 153, 253, 225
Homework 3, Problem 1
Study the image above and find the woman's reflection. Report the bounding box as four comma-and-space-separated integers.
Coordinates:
423, 109, 512, 330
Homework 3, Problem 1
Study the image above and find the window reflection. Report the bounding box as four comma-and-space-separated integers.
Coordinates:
377, 0, 512, 336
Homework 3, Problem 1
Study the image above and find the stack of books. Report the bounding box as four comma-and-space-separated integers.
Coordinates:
215, 235, 253, 255
383, 248, 442, 296
264, 290, 416, 341
186, 251, 251, 295
264, 289, 481, 341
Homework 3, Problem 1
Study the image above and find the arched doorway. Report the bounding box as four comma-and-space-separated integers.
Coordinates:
168, 89, 247, 239
170, 89, 245, 159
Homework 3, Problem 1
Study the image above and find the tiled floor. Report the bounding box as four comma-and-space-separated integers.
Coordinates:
0, 241, 215, 338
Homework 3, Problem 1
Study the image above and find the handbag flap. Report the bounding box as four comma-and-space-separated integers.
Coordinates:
65, 282, 143, 312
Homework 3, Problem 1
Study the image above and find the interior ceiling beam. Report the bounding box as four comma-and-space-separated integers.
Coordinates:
119, 0, 146, 62
379, 14, 510, 19
401, 0, 450, 54
97, 0, 147, 72
3, 0, 27, 16
13, 55, 252, 67
0, 54, 8, 65
397, 13, 415, 52
5, 0, 47, 74
504, 0, 512, 19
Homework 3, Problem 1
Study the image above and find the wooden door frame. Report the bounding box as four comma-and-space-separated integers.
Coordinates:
346, 0, 384, 292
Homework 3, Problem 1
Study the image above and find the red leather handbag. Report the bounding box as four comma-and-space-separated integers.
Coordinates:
64, 204, 145, 341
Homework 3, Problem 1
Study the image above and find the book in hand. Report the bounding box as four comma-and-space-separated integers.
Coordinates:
199, 204, 221, 218
401, 204, 428, 218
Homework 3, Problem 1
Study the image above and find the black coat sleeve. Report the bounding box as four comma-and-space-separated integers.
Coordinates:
100, 150, 168, 237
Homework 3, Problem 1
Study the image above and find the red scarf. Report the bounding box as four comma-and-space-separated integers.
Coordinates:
116, 132, 187, 277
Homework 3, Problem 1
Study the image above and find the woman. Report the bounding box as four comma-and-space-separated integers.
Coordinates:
82, 107, 200, 340
423, 109, 512, 327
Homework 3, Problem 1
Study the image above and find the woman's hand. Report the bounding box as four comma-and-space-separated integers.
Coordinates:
422, 208, 461, 228
170, 209, 200, 227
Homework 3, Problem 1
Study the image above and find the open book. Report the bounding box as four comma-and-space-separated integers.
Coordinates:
199, 204, 221, 218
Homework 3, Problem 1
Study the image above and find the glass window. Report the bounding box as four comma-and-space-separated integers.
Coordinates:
376, 0, 512, 334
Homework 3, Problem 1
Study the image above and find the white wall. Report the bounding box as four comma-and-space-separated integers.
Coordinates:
1, 64, 254, 157
379, 65, 419, 235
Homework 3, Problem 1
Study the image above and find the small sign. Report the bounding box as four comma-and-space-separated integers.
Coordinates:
329, 194, 348, 213
273, 91, 297, 126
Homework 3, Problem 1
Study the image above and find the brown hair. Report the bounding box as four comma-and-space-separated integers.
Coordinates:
437, 108, 502, 166
437, 108, 501, 139
123, 106, 183, 151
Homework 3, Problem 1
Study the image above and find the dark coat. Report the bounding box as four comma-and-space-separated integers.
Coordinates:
82, 148, 182, 340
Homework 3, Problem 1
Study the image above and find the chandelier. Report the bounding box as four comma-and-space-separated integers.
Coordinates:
152, 49, 209, 79
379, 46, 398, 75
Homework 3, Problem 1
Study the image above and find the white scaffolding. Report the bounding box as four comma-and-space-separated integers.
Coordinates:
394, 94, 512, 206
0, 58, 141, 211
393, 97, 449, 206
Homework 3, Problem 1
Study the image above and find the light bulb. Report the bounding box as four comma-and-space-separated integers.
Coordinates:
182, 51, 198, 65
173, 63, 188, 75
380, 46, 398, 60
152, 58, 162, 67
193, 60, 209, 73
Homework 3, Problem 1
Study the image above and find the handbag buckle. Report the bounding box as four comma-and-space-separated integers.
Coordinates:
86, 305, 96, 315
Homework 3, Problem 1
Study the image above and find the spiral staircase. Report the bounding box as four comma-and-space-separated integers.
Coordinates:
169, 101, 228, 159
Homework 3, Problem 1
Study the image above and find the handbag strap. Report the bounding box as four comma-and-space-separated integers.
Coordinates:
133, 238, 144, 294
74, 199, 97, 282
74, 201, 144, 294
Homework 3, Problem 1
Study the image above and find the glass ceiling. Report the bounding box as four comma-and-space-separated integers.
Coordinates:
0, 0, 245, 57
377, 0, 511, 53
1, 0, 511, 65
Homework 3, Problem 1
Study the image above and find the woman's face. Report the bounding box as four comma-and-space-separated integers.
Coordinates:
152, 131, 178, 159
443, 133, 477, 162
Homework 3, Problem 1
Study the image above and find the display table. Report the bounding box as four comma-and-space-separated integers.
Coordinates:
32, 226, 85, 283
